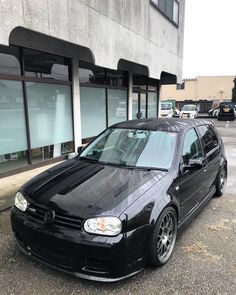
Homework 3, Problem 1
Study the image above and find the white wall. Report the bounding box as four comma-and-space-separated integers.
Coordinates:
0, 0, 185, 81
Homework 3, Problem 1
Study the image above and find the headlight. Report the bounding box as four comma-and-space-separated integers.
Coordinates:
83, 217, 122, 236
14, 192, 28, 212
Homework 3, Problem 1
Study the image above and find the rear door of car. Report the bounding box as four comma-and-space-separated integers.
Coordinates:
196, 124, 221, 198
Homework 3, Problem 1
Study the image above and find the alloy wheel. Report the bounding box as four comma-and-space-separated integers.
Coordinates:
156, 211, 177, 263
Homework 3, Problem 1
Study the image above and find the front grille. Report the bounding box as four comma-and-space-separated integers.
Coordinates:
27, 204, 84, 230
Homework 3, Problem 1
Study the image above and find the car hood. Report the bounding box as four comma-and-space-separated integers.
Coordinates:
22, 158, 167, 219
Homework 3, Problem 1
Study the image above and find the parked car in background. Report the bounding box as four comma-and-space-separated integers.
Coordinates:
180, 105, 198, 119
160, 102, 174, 117
173, 107, 180, 117
208, 107, 219, 118
11, 118, 227, 282
218, 102, 235, 121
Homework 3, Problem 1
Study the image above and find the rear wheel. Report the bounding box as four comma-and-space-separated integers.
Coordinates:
149, 207, 177, 267
215, 164, 227, 197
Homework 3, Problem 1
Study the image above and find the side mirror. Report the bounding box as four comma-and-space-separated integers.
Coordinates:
77, 146, 84, 155
188, 158, 203, 168
180, 158, 203, 174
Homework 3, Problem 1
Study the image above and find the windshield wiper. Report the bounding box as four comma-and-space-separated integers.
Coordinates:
124, 165, 167, 171
79, 157, 99, 163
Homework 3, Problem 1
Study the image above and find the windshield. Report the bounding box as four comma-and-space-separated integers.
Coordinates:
161, 103, 172, 110
182, 105, 196, 111
79, 128, 177, 170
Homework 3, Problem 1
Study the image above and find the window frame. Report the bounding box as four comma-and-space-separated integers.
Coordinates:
150, 0, 179, 27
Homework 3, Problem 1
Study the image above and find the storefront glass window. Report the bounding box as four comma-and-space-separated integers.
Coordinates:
26, 82, 74, 162
0, 46, 21, 76
107, 89, 127, 126
0, 80, 28, 172
24, 49, 70, 81
79, 62, 106, 85
147, 92, 158, 118
132, 93, 139, 119
107, 70, 128, 88
80, 87, 106, 138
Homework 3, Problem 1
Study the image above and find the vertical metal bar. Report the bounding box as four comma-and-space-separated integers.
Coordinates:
105, 88, 109, 128
20, 47, 32, 165
70, 58, 75, 152
157, 81, 160, 118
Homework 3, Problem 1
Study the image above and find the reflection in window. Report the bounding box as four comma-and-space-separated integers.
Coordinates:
80, 128, 177, 170
0, 45, 21, 76
24, 48, 70, 81
182, 128, 202, 164
197, 125, 218, 154
26, 82, 74, 162
79, 62, 106, 85
0, 80, 28, 172
107, 70, 128, 87
80, 87, 106, 138
150, 0, 179, 25
108, 89, 127, 126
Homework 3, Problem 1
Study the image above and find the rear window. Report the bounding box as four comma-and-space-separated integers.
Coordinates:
197, 125, 219, 154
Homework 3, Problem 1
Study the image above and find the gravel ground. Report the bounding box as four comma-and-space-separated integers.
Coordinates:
0, 119, 235, 295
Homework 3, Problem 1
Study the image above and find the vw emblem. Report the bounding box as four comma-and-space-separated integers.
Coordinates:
43, 210, 55, 225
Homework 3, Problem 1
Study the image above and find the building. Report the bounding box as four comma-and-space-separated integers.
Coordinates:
161, 75, 235, 111
0, 0, 185, 177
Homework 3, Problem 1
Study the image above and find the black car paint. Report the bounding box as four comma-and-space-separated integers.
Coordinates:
11, 118, 227, 281
218, 102, 235, 120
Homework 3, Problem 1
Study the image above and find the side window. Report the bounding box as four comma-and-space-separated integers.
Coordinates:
197, 125, 219, 154
182, 128, 203, 164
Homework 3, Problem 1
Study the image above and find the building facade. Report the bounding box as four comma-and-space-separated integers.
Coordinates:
161, 75, 235, 110
0, 0, 185, 177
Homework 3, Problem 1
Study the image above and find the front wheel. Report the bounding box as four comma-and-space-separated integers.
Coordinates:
215, 164, 227, 197
149, 207, 177, 267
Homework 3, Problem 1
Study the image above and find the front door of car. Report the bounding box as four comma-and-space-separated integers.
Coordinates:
177, 128, 209, 220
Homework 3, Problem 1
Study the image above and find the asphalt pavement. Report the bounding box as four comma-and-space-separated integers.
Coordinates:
0, 118, 235, 295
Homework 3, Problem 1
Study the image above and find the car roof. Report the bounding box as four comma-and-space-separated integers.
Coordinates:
112, 118, 213, 132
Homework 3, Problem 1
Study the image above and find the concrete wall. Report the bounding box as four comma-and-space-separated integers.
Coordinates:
161, 76, 235, 101
0, 0, 185, 81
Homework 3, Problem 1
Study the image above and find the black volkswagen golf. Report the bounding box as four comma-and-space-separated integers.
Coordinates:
11, 118, 227, 282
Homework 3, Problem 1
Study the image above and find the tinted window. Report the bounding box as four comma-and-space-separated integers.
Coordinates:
197, 125, 219, 154
79, 61, 106, 85
182, 128, 202, 164
24, 49, 70, 81
107, 70, 128, 87
0, 45, 21, 75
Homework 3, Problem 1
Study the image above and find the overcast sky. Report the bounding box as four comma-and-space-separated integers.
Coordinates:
183, 0, 236, 79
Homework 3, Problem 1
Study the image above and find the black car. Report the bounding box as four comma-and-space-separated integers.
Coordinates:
218, 102, 235, 120
11, 118, 227, 282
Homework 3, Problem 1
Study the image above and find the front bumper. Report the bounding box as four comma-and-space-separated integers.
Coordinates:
11, 207, 149, 282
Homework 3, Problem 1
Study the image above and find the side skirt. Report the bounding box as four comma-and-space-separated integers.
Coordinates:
177, 186, 216, 230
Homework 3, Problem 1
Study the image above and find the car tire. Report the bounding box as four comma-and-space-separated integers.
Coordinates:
215, 164, 227, 197
149, 207, 177, 267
